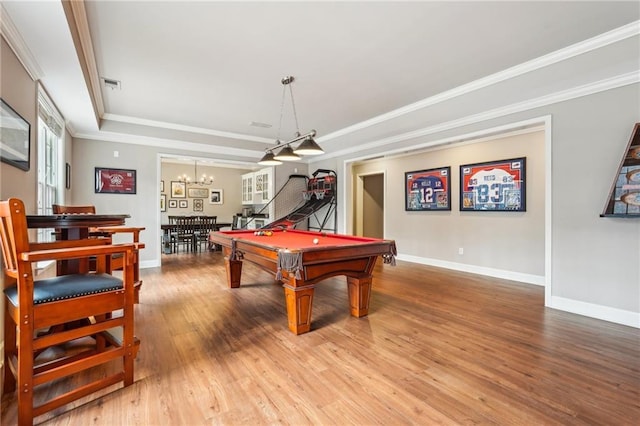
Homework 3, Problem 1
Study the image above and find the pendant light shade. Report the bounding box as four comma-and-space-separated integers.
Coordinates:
258, 151, 283, 166
293, 136, 324, 155
273, 145, 301, 161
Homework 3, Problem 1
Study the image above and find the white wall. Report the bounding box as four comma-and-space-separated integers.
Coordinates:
310, 83, 640, 327
352, 130, 545, 280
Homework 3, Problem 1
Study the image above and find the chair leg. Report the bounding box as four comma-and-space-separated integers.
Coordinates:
3, 308, 16, 394
16, 319, 35, 426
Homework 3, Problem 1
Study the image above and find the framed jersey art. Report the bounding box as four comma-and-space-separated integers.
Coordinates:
405, 166, 451, 211
460, 157, 526, 212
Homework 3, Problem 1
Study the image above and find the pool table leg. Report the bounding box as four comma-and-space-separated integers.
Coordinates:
347, 275, 372, 317
283, 284, 314, 335
224, 257, 243, 288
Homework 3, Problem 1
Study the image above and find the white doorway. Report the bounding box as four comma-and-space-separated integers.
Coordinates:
354, 171, 385, 238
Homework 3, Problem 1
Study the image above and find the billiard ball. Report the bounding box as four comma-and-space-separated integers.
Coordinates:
312, 238, 319, 244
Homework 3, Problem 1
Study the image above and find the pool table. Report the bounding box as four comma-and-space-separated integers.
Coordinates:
209, 229, 397, 334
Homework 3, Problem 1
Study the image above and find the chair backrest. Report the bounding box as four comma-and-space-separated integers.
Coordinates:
199, 216, 217, 233
52, 204, 96, 214
175, 216, 196, 236
0, 198, 31, 282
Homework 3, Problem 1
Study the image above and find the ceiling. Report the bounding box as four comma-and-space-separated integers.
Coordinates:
2, 1, 639, 165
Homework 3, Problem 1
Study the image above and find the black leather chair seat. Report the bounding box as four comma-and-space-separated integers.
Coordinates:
4, 273, 123, 305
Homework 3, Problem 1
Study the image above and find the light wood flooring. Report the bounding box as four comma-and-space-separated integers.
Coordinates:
2, 250, 639, 425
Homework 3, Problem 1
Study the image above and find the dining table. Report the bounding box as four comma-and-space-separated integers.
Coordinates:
27, 213, 131, 273
161, 221, 232, 253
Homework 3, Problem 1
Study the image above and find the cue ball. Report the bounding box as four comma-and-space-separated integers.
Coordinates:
313, 238, 319, 244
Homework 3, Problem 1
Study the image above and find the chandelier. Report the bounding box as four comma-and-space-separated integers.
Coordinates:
178, 160, 215, 185
258, 76, 324, 166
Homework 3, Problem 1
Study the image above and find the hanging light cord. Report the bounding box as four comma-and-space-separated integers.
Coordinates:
288, 79, 301, 136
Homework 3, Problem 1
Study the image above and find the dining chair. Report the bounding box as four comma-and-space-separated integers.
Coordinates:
0, 198, 140, 426
195, 215, 217, 251
175, 216, 197, 253
167, 215, 180, 253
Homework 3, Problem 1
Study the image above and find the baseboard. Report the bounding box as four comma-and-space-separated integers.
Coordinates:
140, 259, 160, 269
549, 296, 640, 329
396, 253, 545, 285
395, 253, 638, 329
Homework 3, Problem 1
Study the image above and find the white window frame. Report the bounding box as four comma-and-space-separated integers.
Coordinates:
36, 86, 65, 243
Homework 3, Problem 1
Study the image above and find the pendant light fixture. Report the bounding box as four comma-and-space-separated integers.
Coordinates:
258, 76, 323, 165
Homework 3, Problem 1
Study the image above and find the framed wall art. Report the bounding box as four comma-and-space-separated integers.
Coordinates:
160, 180, 164, 192
209, 188, 223, 204
168, 199, 178, 209
95, 167, 136, 194
460, 157, 526, 212
405, 166, 450, 211
188, 187, 209, 198
179, 199, 188, 208
0, 98, 31, 171
601, 123, 640, 217
171, 181, 186, 198
193, 198, 204, 212
160, 194, 166, 212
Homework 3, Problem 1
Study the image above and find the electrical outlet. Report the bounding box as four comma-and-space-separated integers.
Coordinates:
458, 247, 464, 255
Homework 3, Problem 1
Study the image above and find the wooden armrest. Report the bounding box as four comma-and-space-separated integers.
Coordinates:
94, 226, 145, 242
21, 243, 137, 262
30, 239, 113, 251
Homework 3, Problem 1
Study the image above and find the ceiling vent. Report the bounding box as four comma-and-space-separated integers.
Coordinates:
101, 77, 121, 90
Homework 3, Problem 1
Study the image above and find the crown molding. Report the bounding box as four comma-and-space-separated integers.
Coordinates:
73, 129, 263, 159
311, 71, 640, 163
317, 20, 640, 144
102, 113, 274, 144
0, 3, 43, 81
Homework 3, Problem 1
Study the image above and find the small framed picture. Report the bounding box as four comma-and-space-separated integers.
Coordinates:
188, 187, 209, 198
193, 199, 204, 212
209, 188, 223, 204
160, 180, 164, 192
168, 199, 178, 209
171, 181, 186, 198
95, 167, 136, 194
179, 199, 188, 208
160, 194, 166, 212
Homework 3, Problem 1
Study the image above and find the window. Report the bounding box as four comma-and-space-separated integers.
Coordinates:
36, 87, 65, 243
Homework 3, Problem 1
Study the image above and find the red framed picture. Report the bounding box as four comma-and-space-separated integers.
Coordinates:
460, 157, 526, 211
405, 166, 450, 211
95, 167, 137, 194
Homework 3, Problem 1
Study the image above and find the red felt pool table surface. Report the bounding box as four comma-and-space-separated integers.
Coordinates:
209, 229, 397, 335
214, 229, 383, 250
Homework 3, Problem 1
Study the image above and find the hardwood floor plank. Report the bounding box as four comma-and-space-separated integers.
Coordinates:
2, 251, 638, 425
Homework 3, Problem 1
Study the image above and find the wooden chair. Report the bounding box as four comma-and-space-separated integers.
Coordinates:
52, 204, 145, 299
1, 198, 140, 426
195, 215, 216, 251
175, 216, 196, 253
